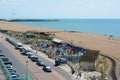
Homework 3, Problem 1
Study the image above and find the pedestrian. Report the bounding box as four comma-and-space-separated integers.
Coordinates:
71, 67, 75, 75
36, 50, 37, 54
79, 72, 81, 77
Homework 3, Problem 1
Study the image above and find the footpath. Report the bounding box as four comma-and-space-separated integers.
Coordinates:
0, 63, 7, 80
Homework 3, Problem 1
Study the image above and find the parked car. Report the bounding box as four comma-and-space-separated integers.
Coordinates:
12, 77, 24, 80
0, 50, 5, 58
37, 60, 45, 66
6, 64, 13, 69
10, 72, 19, 78
1, 57, 9, 62
28, 54, 34, 58
26, 51, 33, 56
6, 37, 10, 41
15, 43, 23, 49
31, 55, 38, 62
43, 65, 52, 72
21, 47, 32, 55
4, 61, 12, 65
8, 68, 16, 73
55, 57, 67, 66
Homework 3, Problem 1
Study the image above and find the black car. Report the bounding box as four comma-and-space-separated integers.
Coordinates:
37, 60, 45, 66
1, 57, 9, 62
4, 61, 12, 65
31, 55, 38, 62
43, 65, 52, 72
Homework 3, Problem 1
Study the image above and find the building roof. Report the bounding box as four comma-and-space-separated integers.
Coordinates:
80, 50, 100, 62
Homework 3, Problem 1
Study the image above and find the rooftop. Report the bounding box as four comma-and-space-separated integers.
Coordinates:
80, 50, 100, 62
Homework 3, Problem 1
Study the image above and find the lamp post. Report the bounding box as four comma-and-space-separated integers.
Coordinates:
26, 61, 28, 80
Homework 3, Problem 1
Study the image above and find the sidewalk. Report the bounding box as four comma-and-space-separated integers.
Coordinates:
0, 65, 7, 80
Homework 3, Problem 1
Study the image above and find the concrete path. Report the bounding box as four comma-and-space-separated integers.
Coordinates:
0, 65, 7, 80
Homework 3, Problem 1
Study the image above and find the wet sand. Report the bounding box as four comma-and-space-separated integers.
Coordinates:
0, 21, 120, 59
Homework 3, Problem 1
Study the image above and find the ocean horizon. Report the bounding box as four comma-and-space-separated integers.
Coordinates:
15, 19, 120, 37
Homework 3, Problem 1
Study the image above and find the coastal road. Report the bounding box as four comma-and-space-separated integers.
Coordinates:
0, 42, 28, 79
0, 33, 73, 80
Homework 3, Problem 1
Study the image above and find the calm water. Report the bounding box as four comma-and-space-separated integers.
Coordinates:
15, 19, 120, 37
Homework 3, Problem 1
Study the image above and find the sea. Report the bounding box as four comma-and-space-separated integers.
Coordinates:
15, 19, 120, 37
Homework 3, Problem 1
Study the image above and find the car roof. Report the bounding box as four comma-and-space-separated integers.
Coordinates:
27, 52, 33, 54
17, 43, 22, 45
46, 66, 51, 69
31, 55, 38, 57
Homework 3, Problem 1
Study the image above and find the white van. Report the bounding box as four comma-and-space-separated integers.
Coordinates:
15, 42, 23, 49
21, 46, 32, 55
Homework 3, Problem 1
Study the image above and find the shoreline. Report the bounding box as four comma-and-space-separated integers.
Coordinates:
0, 21, 120, 60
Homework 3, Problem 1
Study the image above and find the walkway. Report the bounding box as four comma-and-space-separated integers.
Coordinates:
0, 65, 7, 80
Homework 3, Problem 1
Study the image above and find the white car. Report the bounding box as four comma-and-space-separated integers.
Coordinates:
26, 51, 33, 56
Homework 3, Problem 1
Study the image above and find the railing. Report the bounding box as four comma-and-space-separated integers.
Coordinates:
0, 59, 33, 80
0, 59, 12, 80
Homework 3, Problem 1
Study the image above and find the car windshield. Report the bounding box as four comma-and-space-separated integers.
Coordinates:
18, 45, 22, 47
27, 52, 32, 54
40, 61, 44, 64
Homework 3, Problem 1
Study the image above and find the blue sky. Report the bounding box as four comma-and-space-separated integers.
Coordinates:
1, 0, 120, 19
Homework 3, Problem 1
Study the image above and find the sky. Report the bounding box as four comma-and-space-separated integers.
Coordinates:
0, 0, 120, 19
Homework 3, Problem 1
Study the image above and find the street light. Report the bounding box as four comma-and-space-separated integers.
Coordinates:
26, 61, 28, 80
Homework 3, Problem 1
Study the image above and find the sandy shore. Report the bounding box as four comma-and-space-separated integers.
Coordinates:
0, 21, 120, 59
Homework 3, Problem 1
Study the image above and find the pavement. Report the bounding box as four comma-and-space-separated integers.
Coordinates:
0, 65, 7, 80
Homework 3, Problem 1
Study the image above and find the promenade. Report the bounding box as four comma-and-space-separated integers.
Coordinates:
0, 65, 7, 80
0, 32, 119, 80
